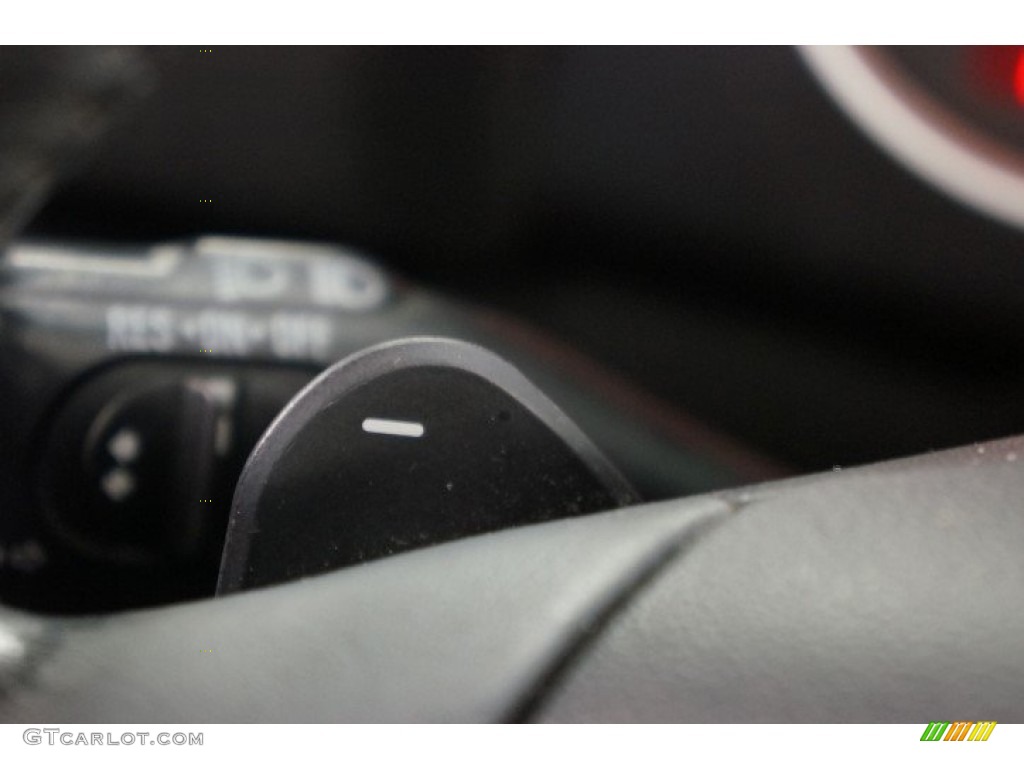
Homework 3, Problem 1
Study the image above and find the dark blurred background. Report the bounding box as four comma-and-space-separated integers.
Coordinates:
24, 45, 1024, 473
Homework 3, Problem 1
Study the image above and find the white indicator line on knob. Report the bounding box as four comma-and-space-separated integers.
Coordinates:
361, 418, 425, 438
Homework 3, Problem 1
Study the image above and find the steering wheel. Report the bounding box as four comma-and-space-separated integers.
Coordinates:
2, 427, 1021, 722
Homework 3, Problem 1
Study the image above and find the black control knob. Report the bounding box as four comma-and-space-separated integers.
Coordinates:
218, 337, 640, 594
35, 362, 312, 570
40, 374, 237, 564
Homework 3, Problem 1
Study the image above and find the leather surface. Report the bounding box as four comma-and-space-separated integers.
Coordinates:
0, 497, 725, 723
2, 435, 1023, 722
537, 436, 1024, 722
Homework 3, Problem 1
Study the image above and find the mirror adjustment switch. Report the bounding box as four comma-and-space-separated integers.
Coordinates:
217, 337, 640, 594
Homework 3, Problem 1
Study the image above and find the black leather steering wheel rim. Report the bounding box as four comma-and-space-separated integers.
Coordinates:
1, 435, 1022, 722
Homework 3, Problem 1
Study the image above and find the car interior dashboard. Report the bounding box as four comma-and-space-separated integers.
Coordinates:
0, 45, 1023, 723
